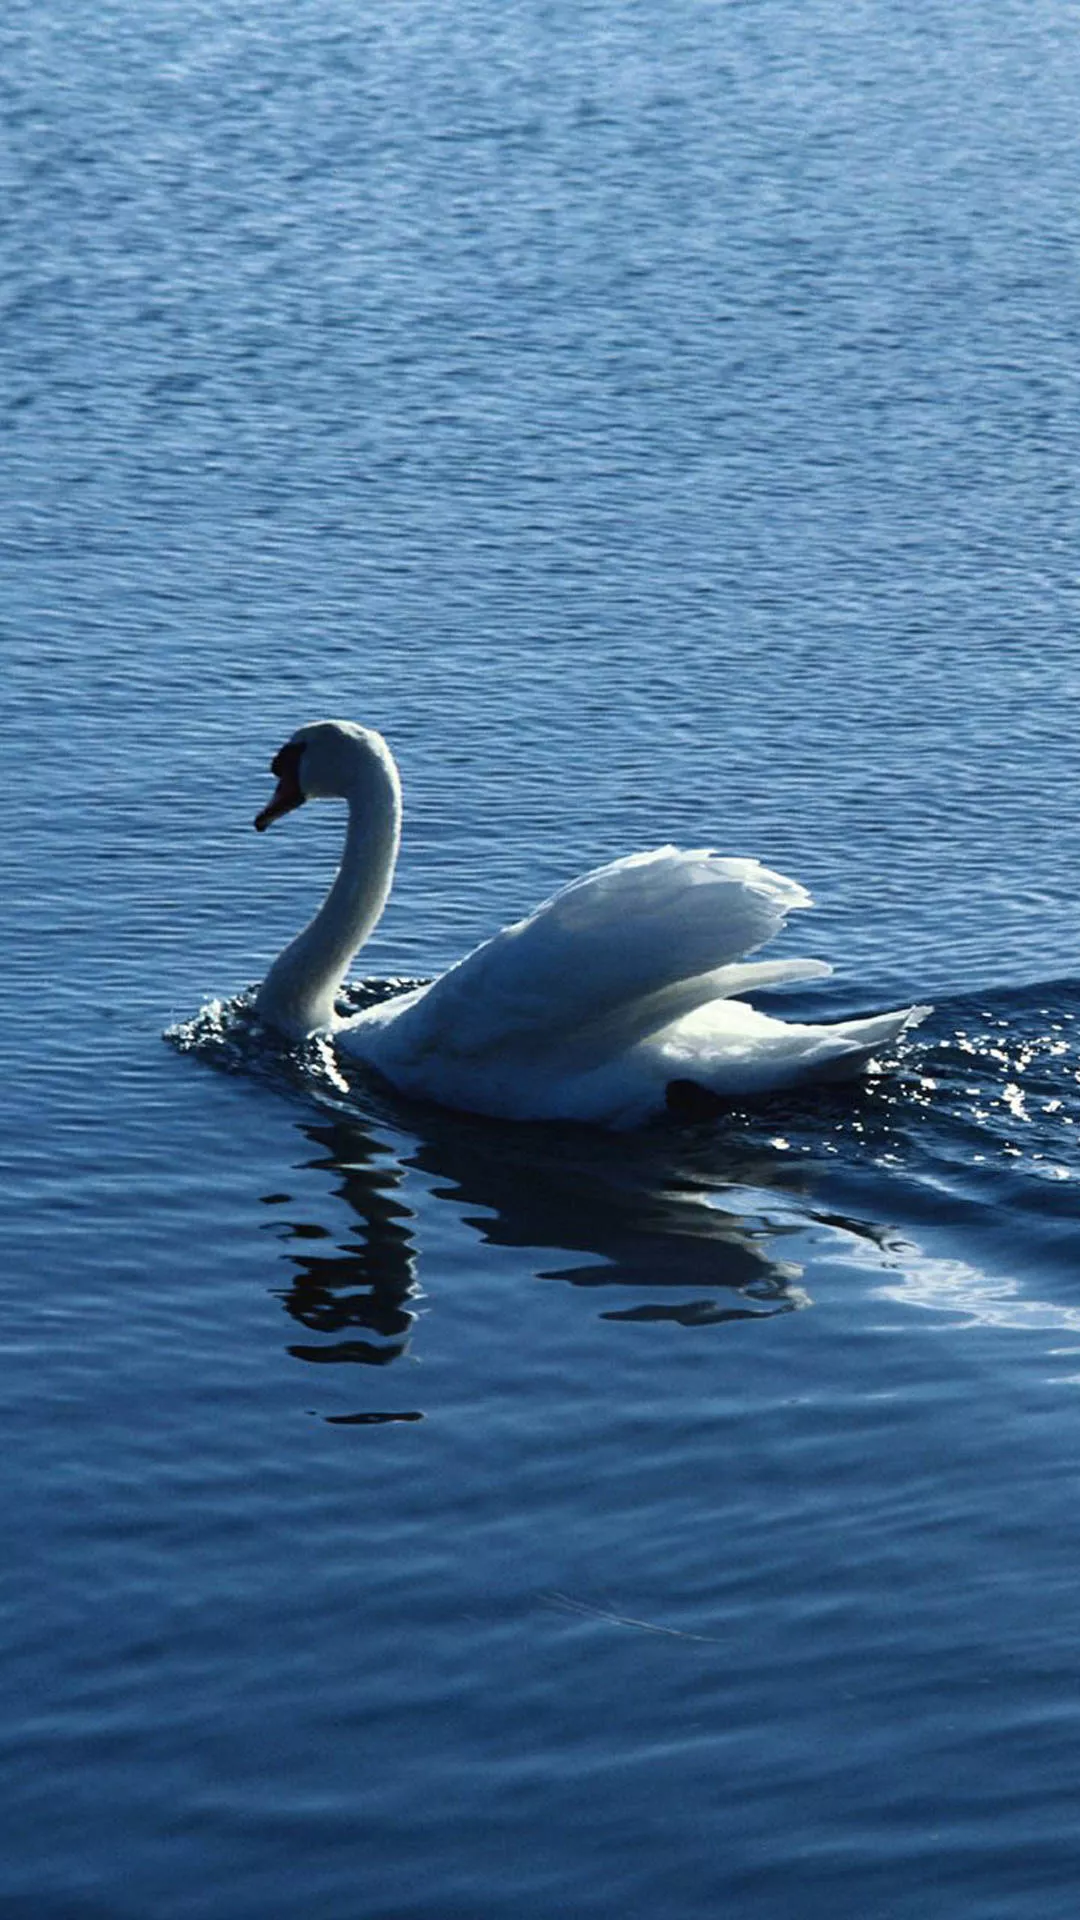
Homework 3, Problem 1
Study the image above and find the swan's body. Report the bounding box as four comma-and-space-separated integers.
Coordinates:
253, 721, 929, 1128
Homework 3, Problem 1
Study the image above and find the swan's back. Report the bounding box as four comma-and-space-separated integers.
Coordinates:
361, 846, 813, 1061
337, 844, 923, 1125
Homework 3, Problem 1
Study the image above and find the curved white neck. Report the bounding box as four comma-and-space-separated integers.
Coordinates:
257, 756, 402, 1038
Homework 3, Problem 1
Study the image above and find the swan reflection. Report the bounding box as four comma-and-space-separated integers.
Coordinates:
262, 1104, 836, 1404
262, 1117, 421, 1370
402, 1107, 810, 1321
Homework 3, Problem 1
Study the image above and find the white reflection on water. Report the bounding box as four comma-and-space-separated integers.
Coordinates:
874, 1247, 1080, 1335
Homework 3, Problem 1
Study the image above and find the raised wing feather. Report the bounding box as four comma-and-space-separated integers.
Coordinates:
380, 846, 814, 1063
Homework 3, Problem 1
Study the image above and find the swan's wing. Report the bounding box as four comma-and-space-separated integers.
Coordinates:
378, 846, 816, 1063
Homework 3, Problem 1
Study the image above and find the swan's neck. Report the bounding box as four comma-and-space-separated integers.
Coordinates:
257, 759, 402, 1038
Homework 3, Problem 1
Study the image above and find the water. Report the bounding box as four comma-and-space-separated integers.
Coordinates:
4, 0, 1080, 1912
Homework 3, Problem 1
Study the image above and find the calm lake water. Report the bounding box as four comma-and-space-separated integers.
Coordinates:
5, 1, 1080, 1914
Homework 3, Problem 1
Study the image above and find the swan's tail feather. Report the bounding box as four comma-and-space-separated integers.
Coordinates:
792, 1004, 931, 1084
822, 1001, 932, 1053
549, 956, 835, 1068
646, 999, 932, 1107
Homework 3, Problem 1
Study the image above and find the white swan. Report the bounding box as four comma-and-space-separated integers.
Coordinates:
252, 720, 929, 1128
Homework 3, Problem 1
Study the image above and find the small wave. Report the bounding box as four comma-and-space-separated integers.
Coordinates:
165, 977, 429, 1111
943, 974, 1080, 1018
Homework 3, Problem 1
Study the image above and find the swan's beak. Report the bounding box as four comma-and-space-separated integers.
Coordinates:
255, 742, 306, 832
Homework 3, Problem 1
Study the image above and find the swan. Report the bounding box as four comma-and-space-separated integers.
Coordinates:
252, 720, 929, 1128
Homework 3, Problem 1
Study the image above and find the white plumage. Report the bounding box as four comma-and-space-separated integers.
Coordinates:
253, 721, 929, 1128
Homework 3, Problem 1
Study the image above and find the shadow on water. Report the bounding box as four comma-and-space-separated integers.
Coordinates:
171, 977, 1080, 1418
265, 1117, 420, 1375
261, 1100, 875, 1411
169, 986, 933, 1422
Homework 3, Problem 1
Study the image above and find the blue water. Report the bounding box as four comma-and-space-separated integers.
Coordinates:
5, 1, 1080, 1913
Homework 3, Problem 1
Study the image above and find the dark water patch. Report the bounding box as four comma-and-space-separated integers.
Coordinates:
320, 1409, 425, 1425
600, 1298, 791, 1327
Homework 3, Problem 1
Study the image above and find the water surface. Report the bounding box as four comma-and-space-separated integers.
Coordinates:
4, 1, 1080, 1914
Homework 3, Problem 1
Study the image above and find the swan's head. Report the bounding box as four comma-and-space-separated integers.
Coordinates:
254, 720, 398, 831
